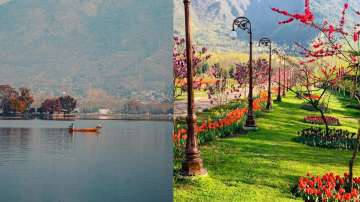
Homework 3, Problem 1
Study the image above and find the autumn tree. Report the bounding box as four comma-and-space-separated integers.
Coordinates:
39, 98, 62, 114
0, 86, 33, 114
59, 95, 77, 114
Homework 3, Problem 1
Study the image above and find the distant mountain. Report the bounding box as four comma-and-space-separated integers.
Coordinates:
0, 0, 173, 109
174, 0, 360, 50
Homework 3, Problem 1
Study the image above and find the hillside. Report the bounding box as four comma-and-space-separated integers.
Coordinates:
174, 0, 360, 51
0, 0, 173, 109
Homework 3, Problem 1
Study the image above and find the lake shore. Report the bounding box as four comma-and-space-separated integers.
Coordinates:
0, 113, 173, 121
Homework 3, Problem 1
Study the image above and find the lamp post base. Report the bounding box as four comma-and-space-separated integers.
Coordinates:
181, 157, 207, 176
264, 108, 273, 113
266, 103, 272, 111
244, 115, 256, 129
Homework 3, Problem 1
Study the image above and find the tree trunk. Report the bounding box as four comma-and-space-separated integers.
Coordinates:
319, 109, 330, 136
353, 66, 359, 98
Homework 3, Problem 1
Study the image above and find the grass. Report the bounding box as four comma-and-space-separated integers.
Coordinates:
174, 93, 359, 202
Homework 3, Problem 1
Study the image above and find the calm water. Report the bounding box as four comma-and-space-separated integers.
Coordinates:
0, 120, 173, 202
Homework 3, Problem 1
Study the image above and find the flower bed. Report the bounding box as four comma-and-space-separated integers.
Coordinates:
173, 93, 268, 157
292, 172, 360, 202
297, 127, 357, 150
304, 116, 340, 126
304, 95, 321, 100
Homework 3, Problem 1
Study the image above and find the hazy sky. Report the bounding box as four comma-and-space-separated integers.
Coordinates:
0, 0, 11, 5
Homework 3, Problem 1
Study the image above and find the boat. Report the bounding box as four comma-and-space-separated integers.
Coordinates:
69, 128, 100, 133
68, 123, 102, 133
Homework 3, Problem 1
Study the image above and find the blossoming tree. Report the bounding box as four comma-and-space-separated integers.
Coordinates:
173, 36, 211, 98
272, 0, 360, 190
272, 0, 359, 101
234, 59, 269, 98
206, 63, 229, 107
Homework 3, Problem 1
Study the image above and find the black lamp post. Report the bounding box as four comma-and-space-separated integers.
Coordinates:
273, 50, 282, 102
282, 59, 286, 96
181, 0, 207, 176
232, 17, 256, 129
259, 37, 272, 110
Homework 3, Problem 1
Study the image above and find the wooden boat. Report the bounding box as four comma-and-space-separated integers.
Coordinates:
68, 124, 102, 133
69, 128, 100, 133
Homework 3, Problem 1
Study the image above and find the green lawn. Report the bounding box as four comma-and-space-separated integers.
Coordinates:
174, 93, 359, 202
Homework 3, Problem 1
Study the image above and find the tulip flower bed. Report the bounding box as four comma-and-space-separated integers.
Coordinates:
173, 94, 267, 157
304, 116, 340, 126
297, 127, 357, 150
304, 95, 321, 100
292, 172, 360, 202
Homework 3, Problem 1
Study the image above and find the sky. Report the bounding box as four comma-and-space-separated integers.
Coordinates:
0, 0, 11, 5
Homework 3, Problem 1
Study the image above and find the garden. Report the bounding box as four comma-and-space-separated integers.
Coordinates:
174, 0, 360, 201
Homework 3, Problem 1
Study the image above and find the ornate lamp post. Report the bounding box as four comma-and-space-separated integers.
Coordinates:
286, 68, 291, 91
289, 68, 293, 89
282, 59, 286, 96
259, 37, 272, 110
232, 17, 256, 129
273, 50, 282, 102
181, 0, 207, 176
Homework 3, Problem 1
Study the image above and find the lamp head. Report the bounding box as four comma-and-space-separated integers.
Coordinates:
230, 30, 237, 39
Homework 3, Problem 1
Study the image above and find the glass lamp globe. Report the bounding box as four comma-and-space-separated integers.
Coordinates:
230, 30, 237, 40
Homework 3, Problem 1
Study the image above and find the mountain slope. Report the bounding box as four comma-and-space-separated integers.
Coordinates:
0, 0, 173, 107
174, 0, 360, 50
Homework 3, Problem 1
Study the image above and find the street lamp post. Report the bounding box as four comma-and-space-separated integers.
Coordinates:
181, 0, 207, 176
276, 61, 282, 101
289, 68, 293, 89
259, 37, 272, 110
282, 59, 286, 96
287, 69, 290, 91
273, 50, 282, 102
232, 17, 256, 129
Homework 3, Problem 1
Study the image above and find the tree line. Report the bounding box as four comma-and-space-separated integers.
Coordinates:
0, 85, 77, 115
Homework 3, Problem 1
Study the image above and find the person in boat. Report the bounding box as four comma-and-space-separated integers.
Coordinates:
69, 123, 75, 130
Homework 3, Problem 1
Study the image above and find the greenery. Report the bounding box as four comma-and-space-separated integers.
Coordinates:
300, 103, 329, 113
297, 127, 357, 150
174, 93, 358, 202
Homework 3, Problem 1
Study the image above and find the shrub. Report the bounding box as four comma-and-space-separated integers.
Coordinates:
346, 104, 360, 110
300, 103, 329, 112
304, 116, 340, 126
292, 172, 360, 202
297, 127, 357, 150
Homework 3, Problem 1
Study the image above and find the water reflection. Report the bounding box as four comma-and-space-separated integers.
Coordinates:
0, 128, 32, 166
39, 128, 74, 156
0, 120, 172, 202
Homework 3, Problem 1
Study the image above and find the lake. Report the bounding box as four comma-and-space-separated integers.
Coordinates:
0, 120, 173, 202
